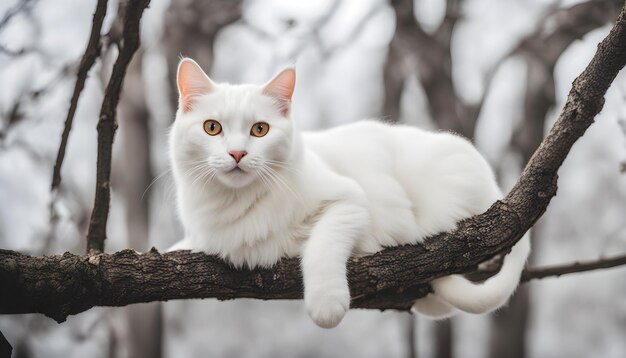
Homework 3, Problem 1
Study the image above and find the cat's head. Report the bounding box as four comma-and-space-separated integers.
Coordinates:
170, 58, 296, 190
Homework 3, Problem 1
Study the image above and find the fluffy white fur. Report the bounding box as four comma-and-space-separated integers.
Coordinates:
168, 58, 531, 328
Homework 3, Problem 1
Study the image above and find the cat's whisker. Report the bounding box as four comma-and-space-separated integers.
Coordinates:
188, 170, 207, 187
263, 165, 303, 203
198, 169, 216, 188
265, 159, 301, 174
260, 166, 291, 198
256, 168, 272, 191
183, 162, 208, 178
265, 166, 295, 192
264, 159, 292, 166
181, 160, 210, 172
183, 161, 212, 181
204, 168, 218, 188
189, 166, 213, 187
258, 166, 284, 195
141, 169, 172, 201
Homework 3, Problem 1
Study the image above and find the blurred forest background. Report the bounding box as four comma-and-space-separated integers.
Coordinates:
1, 0, 626, 357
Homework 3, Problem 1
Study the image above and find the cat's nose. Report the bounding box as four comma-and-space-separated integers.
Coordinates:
229, 150, 247, 163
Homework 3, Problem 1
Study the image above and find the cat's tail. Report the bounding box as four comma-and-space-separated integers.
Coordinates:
415, 233, 530, 317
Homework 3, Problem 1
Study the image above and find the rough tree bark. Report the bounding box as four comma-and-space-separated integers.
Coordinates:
1, 0, 626, 333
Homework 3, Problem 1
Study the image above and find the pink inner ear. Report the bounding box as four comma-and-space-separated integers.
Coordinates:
262, 68, 296, 116
177, 59, 212, 113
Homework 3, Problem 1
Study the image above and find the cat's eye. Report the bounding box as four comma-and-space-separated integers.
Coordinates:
250, 122, 270, 137
203, 120, 222, 136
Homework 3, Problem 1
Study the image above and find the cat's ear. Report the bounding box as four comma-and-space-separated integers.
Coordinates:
262, 68, 296, 116
177, 58, 214, 113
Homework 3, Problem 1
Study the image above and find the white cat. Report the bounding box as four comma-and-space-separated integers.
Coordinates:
168, 58, 531, 328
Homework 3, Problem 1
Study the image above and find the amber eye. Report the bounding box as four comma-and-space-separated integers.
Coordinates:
203, 120, 222, 136
250, 122, 270, 137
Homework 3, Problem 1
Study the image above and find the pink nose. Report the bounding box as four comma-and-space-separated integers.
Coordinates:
229, 150, 247, 163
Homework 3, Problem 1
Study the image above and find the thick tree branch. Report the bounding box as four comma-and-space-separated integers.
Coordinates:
86, 0, 151, 254
50, 0, 108, 192
1, 1, 625, 325
2, 247, 626, 324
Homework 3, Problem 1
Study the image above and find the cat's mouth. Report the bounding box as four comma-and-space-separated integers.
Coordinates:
227, 166, 245, 174
216, 164, 256, 188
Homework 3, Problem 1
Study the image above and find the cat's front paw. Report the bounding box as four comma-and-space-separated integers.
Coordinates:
305, 288, 350, 329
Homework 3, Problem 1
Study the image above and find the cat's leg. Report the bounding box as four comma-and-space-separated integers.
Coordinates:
301, 199, 370, 329
166, 237, 194, 252
412, 294, 457, 319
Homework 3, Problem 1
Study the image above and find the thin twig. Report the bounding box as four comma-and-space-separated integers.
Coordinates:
86, 0, 151, 254
0, 44, 32, 57
50, 0, 109, 192
469, 252, 626, 282
0, 0, 36, 31
521, 253, 626, 282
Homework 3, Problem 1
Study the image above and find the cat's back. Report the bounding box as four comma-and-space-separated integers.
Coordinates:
303, 119, 428, 144
305, 120, 415, 160
302, 120, 459, 172
303, 121, 498, 203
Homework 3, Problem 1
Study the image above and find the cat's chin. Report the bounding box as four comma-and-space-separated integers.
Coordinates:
215, 168, 257, 189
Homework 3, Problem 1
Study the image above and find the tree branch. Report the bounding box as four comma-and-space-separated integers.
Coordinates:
86, 0, 151, 254
2, 246, 626, 324
1, 1, 626, 324
521, 253, 626, 282
383, 0, 620, 138
50, 0, 108, 192
466, 251, 626, 282
0, 0, 36, 31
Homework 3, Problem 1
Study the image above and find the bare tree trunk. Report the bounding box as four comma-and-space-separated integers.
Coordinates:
434, 320, 453, 358
382, 30, 406, 123
117, 51, 152, 252
489, 270, 530, 358
384, 0, 476, 137
162, 0, 242, 108
488, 52, 553, 358
115, 49, 162, 358
405, 315, 417, 358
